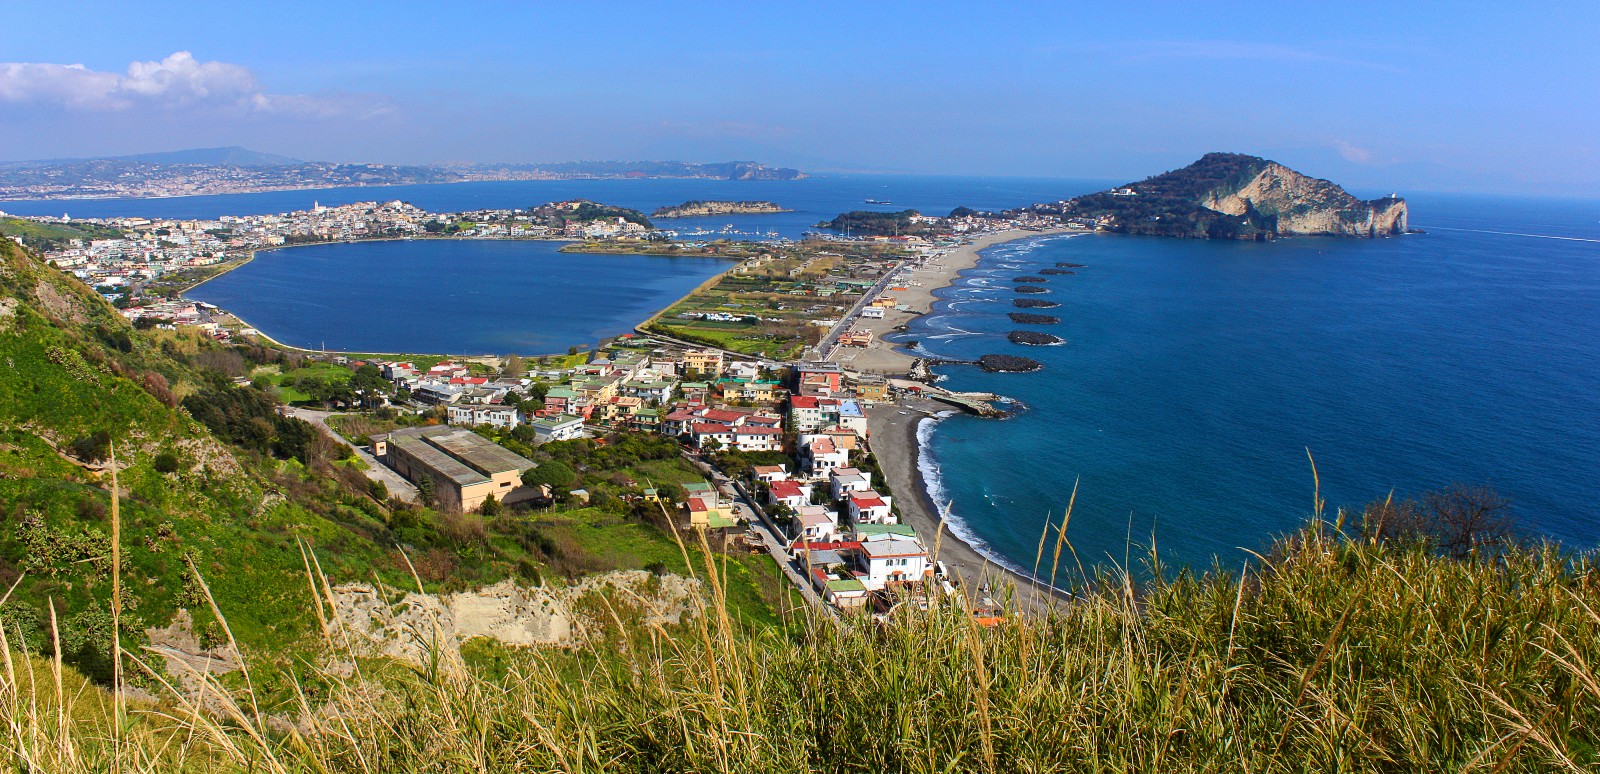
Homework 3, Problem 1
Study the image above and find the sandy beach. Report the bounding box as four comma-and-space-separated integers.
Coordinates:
845, 228, 1076, 609
829, 229, 1051, 376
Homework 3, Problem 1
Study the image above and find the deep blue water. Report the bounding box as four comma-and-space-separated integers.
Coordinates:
11, 176, 1597, 569
187, 240, 733, 354
900, 193, 1600, 573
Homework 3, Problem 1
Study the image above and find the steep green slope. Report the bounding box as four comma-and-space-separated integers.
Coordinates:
0, 238, 402, 680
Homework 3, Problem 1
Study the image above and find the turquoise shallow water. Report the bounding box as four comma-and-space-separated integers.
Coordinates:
897, 194, 1600, 572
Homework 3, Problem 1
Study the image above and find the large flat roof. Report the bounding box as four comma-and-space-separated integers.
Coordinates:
390, 426, 533, 482
388, 433, 489, 487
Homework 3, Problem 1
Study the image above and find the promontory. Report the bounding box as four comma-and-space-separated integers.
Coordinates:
1016, 152, 1408, 239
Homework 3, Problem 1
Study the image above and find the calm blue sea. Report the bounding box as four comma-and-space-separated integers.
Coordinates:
8, 176, 1595, 568
898, 193, 1600, 573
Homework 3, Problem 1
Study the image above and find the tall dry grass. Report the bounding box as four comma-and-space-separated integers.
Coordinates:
2, 493, 1597, 771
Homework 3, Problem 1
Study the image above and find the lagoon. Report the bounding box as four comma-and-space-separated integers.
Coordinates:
187, 239, 732, 355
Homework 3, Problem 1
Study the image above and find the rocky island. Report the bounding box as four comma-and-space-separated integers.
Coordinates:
1008, 331, 1064, 346
651, 200, 792, 218
1013, 298, 1060, 308
1014, 285, 1049, 294
1009, 312, 1060, 324
1018, 152, 1408, 239
1013, 276, 1047, 283
978, 354, 1044, 372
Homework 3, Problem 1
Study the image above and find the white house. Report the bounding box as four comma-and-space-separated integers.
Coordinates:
447, 405, 521, 429
859, 539, 929, 590
793, 505, 839, 543
828, 467, 873, 500
753, 464, 790, 484
767, 479, 813, 511
802, 435, 849, 479
529, 414, 586, 442
733, 425, 783, 452
847, 491, 894, 525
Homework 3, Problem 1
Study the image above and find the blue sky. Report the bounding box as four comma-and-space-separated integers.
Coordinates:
2, 1, 1596, 194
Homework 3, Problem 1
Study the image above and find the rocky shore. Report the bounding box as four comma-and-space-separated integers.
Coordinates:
650, 200, 791, 218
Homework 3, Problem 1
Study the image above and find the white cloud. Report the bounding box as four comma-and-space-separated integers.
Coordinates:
0, 52, 390, 117
1335, 140, 1374, 164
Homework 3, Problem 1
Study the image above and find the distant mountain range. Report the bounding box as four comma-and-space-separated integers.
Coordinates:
1018, 153, 1408, 239
0, 148, 807, 200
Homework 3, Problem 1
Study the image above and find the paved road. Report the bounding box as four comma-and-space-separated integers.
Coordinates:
288, 408, 419, 503
682, 452, 832, 614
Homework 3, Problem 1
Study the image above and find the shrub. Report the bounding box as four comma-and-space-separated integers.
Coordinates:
153, 451, 180, 474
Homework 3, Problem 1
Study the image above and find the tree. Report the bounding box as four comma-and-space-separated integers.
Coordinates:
1361, 483, 1514, 559
700, 437, 722, 453
415, 475, 435, 507
504, 354, 525, 377
521, 461, 577, 490
479, 494, 503, 517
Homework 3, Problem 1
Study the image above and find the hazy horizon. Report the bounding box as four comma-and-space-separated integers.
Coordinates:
3, 1, 1597, 197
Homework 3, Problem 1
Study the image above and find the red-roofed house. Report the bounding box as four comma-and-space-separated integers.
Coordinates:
847, 491, 895, 525
767, 479, 813, 511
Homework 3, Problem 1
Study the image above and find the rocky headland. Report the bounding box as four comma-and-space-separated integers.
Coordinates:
1016, 153, 1408, 239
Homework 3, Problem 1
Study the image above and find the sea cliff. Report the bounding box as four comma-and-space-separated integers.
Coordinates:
1025, 152, 1408, 239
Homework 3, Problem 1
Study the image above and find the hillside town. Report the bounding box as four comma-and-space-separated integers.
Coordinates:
303, 336, 964, 612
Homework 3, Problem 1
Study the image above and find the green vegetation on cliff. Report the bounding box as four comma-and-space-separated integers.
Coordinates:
818, 209, 937, 236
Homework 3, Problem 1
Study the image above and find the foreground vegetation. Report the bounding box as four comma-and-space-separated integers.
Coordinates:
4, 518, 1597, 772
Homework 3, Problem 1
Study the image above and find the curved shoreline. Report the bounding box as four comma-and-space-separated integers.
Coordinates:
182, 235, 719, 359
863, 230, 1089, 605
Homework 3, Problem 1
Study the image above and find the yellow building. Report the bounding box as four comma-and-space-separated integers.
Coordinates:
377, 426, 534, 512
682, 349, 725, 378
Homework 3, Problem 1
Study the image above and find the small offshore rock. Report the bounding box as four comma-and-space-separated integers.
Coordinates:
1008, 312, 1059, 324
1013, 298, 1060, 309
1039, 268, 1075, 275
1008, 331, 1064, 346
1057, 262, 1086, 268
977, 354, 1043, 373
1013, 276, 1047, 283
1014, 285, 1049, 294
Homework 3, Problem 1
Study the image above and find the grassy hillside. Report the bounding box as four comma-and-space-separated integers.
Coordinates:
0, 239, 785, 702
5, 522, 1598, 771
0, 216, 124, 251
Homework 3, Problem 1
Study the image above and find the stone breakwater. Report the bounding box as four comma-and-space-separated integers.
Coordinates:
1013, 276, 1047, 283
1015, 285, 1049, 294
1008, 312, 1060, 324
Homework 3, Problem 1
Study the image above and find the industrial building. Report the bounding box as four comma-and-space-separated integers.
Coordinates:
372, 426, 535, 512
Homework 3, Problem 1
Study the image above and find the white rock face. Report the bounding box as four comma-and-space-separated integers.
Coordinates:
325, 571, 701, 663
1201, 162, 1408, 237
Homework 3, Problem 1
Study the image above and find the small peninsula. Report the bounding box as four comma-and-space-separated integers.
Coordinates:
651, 200, 791, 218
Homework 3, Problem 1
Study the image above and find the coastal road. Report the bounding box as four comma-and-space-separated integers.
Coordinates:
817, 259, 908, 361
288, 408, 419, 503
